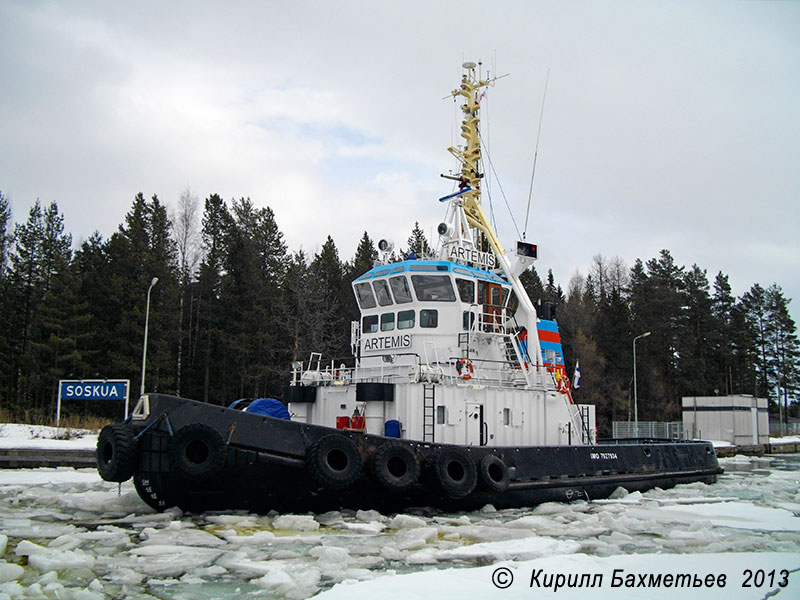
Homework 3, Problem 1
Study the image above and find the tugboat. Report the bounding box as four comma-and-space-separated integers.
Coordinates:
97, 62, 722, 513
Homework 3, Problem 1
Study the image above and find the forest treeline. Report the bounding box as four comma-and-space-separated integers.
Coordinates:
0, 189, 797, 434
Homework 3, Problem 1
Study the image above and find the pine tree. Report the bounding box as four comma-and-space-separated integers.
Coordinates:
309, 236, 350, 358
741, 284, 770, 400
520, 266, 545, 306
405, 221, 433, 259
216, 198, 288, 400
103, 193, 179, 397
765, 285, 799, 429
0, 192, 14, 409
194, 194, 234, 402
680, 264, 713, 396
8, 201, 73, 413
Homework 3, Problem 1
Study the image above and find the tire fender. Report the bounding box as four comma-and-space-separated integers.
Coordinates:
370, 443, 420, 492
427, 447, 477, 499
97, 424, 138, 482
306, 434, 362, 490
477, 454, 510, 493
168, 424, 227, 482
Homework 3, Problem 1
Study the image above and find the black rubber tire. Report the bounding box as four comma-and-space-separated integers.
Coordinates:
168, 424, 227, 482
306, 434, 362, 490
427, 447, 477, 499
97, 424, 138, 482
477, 454, 510, 493
370, 443, 420, 492
133, 471, 178, 512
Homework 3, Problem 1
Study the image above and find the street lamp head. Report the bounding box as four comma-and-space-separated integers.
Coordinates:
150, 277, 159, 287
642, 331, 651, 338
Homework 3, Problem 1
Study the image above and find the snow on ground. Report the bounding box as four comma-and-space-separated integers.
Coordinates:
0, 424, 98, 450
771, 435, 800, 444
0, 427, 799, 599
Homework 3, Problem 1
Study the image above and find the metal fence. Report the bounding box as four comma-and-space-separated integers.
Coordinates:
770, 421, 800, 437
612, 421, 684, 440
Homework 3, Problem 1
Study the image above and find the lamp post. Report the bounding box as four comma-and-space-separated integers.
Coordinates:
633, 331, 651, 439
140, 277, 159, 396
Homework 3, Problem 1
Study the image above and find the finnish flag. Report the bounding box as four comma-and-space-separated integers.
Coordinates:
573, 360, 581, 389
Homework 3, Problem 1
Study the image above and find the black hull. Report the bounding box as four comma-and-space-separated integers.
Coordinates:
106, 394, 722, 514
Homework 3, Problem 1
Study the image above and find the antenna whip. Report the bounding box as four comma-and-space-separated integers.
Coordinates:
523, 68, 550, 240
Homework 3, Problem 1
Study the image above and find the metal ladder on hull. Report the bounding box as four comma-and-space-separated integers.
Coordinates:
422, 384, 435, 442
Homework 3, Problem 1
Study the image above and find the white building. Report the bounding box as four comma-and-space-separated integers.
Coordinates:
682, 395, 769, 446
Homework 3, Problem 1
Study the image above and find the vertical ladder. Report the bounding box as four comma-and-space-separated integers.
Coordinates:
422, 384, 436, 442
580, 405, 591, 444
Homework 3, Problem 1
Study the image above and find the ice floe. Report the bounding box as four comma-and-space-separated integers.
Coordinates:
0, 449, 799, 598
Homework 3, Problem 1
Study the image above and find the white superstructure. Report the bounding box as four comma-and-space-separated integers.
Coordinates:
288, 62, 595, 447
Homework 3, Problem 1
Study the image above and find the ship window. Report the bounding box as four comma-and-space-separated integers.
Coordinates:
420, 309, 438, 328
390, 266, 404, 273
463, 311, 475, 331
478, 280, 488, 303
389, 276, 413, 304
453, 267, 472, 276
411, 275, 456, 302
373, 279, 393, 306
374, 268, 390, 277
380, 312, 395, 331
436, 405, 446, 425
362, 315, 378, 333
398, 309, 415, 329
355, 283, 377, 309
502, 287, 510, 307
503, 408, 512, 426
491, 286, 501, 306
456, 278, 475, 303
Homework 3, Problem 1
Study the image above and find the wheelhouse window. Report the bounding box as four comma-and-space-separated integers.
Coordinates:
389, 276, 413, 304
436, 405, 446, 425
380, 312, 395, 331
456, 278, 475, 303
398, 309, 415, 329
373, 279, 393, 306
355, 282, 377, 309
420, 309, 438, 328
362, 315, 378, 333
411, 275, 456, 302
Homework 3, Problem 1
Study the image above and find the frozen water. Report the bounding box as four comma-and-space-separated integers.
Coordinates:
0, 454, 798, 598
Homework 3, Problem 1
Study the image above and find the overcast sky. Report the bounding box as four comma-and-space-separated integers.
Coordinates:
1, 1, 798, 322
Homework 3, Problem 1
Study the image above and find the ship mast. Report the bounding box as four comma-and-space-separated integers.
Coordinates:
439, 61, 544, 369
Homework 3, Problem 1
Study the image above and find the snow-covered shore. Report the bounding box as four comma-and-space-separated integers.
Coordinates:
0, 424, 97, 450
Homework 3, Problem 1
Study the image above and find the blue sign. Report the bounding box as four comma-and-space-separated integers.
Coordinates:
59, 380, 129, 401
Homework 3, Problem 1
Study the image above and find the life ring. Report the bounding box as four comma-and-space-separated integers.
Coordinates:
427, 447, 477, 499
306, 434, 362, 490
97, 424, 138, 482
370, 443, 420, 492
455, 358, 474, 380
168, 424, 227, 482
477, 454, 510, 493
